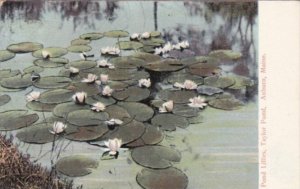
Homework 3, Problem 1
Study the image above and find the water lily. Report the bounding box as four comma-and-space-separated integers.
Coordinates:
91, 102, 106, 112
49, 122, 67, 135
100, 74, 109, 84
105, 118, 123, 126
130, 33, 140, 40
141, 32, 150, 39
163, 42, 173, 53
69, 67, 79, 74
154, 47, 164, 55
188, 96, 207, 109
72, 92, 87, 104
26, 91, 40, 102
102, 86, 113, 96
97, 59, 115, 69
159, 100, 174, 113
174, 80, 197, 90
173, 41, 189, 50
41, 50, 50, 59
100, 47, 120, 56
138, 78, 151, 88
80, 52, 94, 60
104, 138, 122, 156
81, 73, 98, 83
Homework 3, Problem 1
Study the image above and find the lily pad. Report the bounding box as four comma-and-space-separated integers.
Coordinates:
86, 95, 116, 106
208, 98, 244, 110
151, 114, 189, 131
142, 46, 155, 53
72, 82, 100, 96
168, 49, 196, 59
0, 110, 39, 131
32, 47, 68, 58
56, 155, 98, 177
209, 49, 242, 60
68, 60, 97, 70
0, 50, 15, 62
104, 30, 129, 38
196, 85, 223, 96
181, 56, 219, 66
67, 109, 109, 126
112, 86, 150, 102
117, 41, 143, 50
65, 124, 108, 142
132, 145, 181, 169
0, 94, 10, 106
1, 75, 32, 89
167, 72, 203, 85
144, 59, 185, 72
187, 114, 204, 124
33, 76, 71, 89
53, 102, 90, 118
26, 101, 57, 112
150, 31, 161, 37
71, 38, 91, 45
157, 90, 196, 104
204, 75, 235, 88
108, 81, 129, 91
105, 105, 131, 120
80, 32, 103, 40
137, 167, 188, 189
7, 42, 43, 53
106, 69, 134, 81
188, 62, 221, 77
111, 56, 146, 69
0, 69, 21, 80
39, 89, 73, 104
0, 85, 23, 92
118, 102, 154, 122
173, 105, 199, 118
132, 52, 161, 63
228, 75, 254, 90
67, 45, 92, 53
23, 66, 44, 74
33, 58, 69, 68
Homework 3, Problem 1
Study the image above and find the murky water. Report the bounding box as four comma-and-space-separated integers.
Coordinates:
0, 1, 258, 189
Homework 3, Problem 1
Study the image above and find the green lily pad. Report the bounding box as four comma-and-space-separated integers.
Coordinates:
181, 55, 220, 66
80, 32, 103, 40
86, 95, 116, 106
33, 76, 71, 89
196, 85, 223, 96
104, 30, 129, 38
106, 69, 134, 81
72, 82, 99, 96
1, 75, 32, 89
67, 109, 109, 126
142, 46, 155, 53
0, 94, 10, 106
132, 145, 181, 169
105, 105, 131, 120
23, 66, 44, 74
169, 49, 195, 59
68, 60, 97, 70
158, 90, 196, 104
71, 38, 91, 45
188, 62, 221, 77
151, 114, 189, 131
150, 31, 161, 37
0, 110, 39, 131
116, 41, 143, 50
173, 105, 199, 118
67, 45, 92, 53
204, 75, 235, 89
187, 113, 204, 124
65, 124, 108, 142
111, 56, 146, 69
33, 58, 69, 68
228, 75, 254, 90
0, 69, 21, 80
113, 86, 150, 102
26, 101, 57, 112
32, 47, 68, 58
209, 49, 242, 60
144, 59, 185, 72
140, 40, 161, 47
39, 89, 73, 104
132, 52, 161, 63
167, 72, 203, 85
7, 42, 43, 53
118, 102, 154, 122
0, 85, 23, 92
137, 167, 188, 189
53, 102, 90, 118
108, 81, 129, 91
0, 50, 15, 62
208, 98, 244, 110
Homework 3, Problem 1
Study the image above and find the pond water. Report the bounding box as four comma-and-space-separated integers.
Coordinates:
0, 1, 258, 189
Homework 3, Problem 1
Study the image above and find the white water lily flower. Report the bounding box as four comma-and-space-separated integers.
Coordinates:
97, 59, 115, 69
173, 82, 185, 89
104, 138, 122, 155
95, 80, 102, 86
82, 73, 98, 83
188, 96, 207, 109
101, 47, 120, 55
91, 102, 106, 112
26, 91, 41, 102
105, 119, 123, 126
163, 42, 173, 53
138, 78, 151, 88
41, 50, 50, 59
141, 32, 150, 39
102, 86, 113, 96
49, 122, 67, 134
154, 47, 164, 55
72, 92, 87, 104
130, 33, 140, 40
174, 80, 197, 90
180, 41, 189, 49
80, 52, 87, 60
159, 100, 174, 113
100, 74, 109, 84
69, 67, 79, 74
172, 43, 181, 50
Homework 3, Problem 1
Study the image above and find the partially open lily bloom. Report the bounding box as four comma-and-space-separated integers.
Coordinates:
141, 32, 150, 39
100, 74, 109, 84
49, 122, 67, 135
172, 43, 181, 50
102, 85, 113, 96
163, 42, 173, 53
104, 138, 122, 156
188, 96, 207, 109
82, 73, 98, 83
91, 102, 106, 112
159, 100, 174, 113
41, 50, 50, 59
26, 91, 41, 102
130, 33, 140, 40
97, 59, 115, 69
72, 92, 87, 104
69, 67, 79, 74
154, 47, 164, 55
138, 78, 151, 88
105, 118, 123, 126
100, 47, 120, 56
174, 80, 197, 90
80, 52, 87, 60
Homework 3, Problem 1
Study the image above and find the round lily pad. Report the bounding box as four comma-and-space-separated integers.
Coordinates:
23, 66, 44, 74
118, 102, 154, 122
7, 42, 43, 53
106, 69, 134, 81
105, 105, 131, 120
104, 30, 129, 38
108, 81, 129, 91
157, 90, 196, 104
39, 89, 73, 104
26, 101, 57, 112
144, 59, 185, 72
32, 47, 68, 58
228, 75, 254, 90
110, 56, 146, 69
65, 124, 108, 142
33, 76, 71, 89
204, 75, 235, 89
188, 62, 221, 77
67, 45, 92, 53
132, 145, 181, 169
53, 102, 90, 118
209, 49, 242, 60
72, 82, 100, 96
1, 75, 32, 89
86, 95, 116, 106
67, 109, 109, 126
0, 94, 10, 106
71, 38, 91, 45
0, 69, 21, 80
173, 105, 199, 118
116, 41, 143, 50
150, 31, 161, 37
142, 46, 155, 53
0, 50, 15, 62
0, 110, 39, 131
151, 114, 189, 131
167, 72, 203, 85
112, 86, 150, 102
80, 32, 103, 40
33, 58, 69, 68
0, 85, 23, 92
181, 55, 219, 66
132, 52, 161, 63
141, 40, 161, 47
68, 60, 97, 70
208, 98, 244, 110
196, 85, 223, 96
137, 167, 188, 189
56, 155, 98, 177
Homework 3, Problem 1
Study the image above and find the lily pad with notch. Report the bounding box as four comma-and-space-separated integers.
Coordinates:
33, 76, 71, 89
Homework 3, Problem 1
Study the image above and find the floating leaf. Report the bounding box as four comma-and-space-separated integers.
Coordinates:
33, 76, 71, 89
67, 109, 109, 126
0, 110, 39, 131
132, 145, 181, 169
86, 95, 116, 106
167, 72, 203, 85
168, 49, 195, 59
65, 124, 108, 142
142, 46, 155, 53
112, 86, 150, 102
26, 101, 57, 112
137, 167, 188, 189
107, 69, 134, 81
188, 62, 221, 77
118, 102, 154, 122
208, 98, 244, 110
117, 41, 143, 50
151, 114, 189, 131
80, 32, 103, 40
209, 49, 242, 60
144, 59, 185, 72
196, 85, 223, 96
111, 56, 146, 69
187, 114, 204, 124
0, 94, 10, 106
104, 30, 129, 38
157, 90, 196, 104
173, 105, 199, 118
0, 69, 21, 80
0, 50, 15, 62
204, 75, 235, 89
105, 105, 131, 120
72, 82, 100, 96
150, 31, 161, 37
39, 89, 73, 104
32, 47, 68, 58
1, 75, 32, 89
33, 58, 69, 68
56, 155, 98, 177
52, 102, 90, 118
71, 38, 91, 45
181, 56, 220, 66
67, 45, 92, 53
132, 52, 161, 63
68, 60, 97, 70
23, 66, 44, 74
228, 75, 254, 90
7, 42, 43, 53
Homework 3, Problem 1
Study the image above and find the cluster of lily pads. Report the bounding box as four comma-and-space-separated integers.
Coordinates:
0, 29, 254, 189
